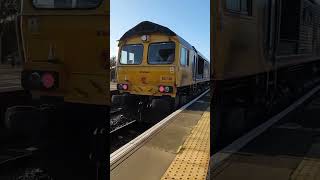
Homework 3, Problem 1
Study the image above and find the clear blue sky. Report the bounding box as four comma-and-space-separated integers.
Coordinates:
110, 0, 210, 60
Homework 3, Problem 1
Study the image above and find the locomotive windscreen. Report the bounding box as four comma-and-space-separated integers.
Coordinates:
120, 44, 143, 65
148, 42, 175, 64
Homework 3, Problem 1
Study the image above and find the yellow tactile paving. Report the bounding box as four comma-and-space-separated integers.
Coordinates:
290, 158, 320, 180
161, 109, 210, 180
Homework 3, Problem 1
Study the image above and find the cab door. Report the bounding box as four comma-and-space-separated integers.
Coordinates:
192, 53, 197, 82
178, 46, 191, 87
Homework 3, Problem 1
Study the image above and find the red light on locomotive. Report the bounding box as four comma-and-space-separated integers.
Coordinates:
118, 83, 129, 90
122, 84, 128, 90
159, 85, 165, 93
41, 73, 55, 88
159, 85, 173, 93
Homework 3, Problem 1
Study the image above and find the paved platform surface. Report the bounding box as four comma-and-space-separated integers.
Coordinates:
111, 92, 210, 180
210, 93, 320, 180
0, 65, 21, 93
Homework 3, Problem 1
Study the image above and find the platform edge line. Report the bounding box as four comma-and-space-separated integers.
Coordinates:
211, 85, 320, 170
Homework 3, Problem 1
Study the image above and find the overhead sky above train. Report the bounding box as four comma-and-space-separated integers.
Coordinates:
110, 0, 210, 60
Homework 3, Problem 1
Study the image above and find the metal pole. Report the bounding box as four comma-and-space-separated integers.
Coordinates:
0, 34, 2, 64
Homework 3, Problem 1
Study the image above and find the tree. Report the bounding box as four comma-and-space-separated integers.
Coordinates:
0, 0, 18, 64
0, 0, 18, 34
110, 56, 117, 68
110, 56, 117, 82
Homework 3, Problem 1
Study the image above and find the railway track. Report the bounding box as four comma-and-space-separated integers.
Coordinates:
110, 106, 137, 133
110, 104, 165, 154
0, 142, 45, 179
110, 120, 136, 134
0, 148, 33, 168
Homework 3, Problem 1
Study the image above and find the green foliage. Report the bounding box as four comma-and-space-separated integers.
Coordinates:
110, 56, 117, 68
0, 0, 18, 34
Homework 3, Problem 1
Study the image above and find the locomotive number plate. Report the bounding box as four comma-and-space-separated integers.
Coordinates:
160, 76, 174, 82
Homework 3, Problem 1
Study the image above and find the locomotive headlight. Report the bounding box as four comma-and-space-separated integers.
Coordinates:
117, 84, 122, 90
141, 35, 149, 42
30, 72, 41, 82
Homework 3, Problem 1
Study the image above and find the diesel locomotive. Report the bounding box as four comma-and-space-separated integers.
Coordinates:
112, 21, 210, 122
212, 0, 320, 153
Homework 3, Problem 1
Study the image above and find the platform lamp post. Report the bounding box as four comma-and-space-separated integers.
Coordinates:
0, 34, 2, 65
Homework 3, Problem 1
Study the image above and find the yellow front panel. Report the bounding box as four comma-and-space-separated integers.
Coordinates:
20, 0, 109, 105
117, 65, 176, 96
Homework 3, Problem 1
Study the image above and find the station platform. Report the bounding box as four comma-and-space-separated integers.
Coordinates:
0, 65, 21, 93
209, 91, 320, 180
110, 91, 210, 180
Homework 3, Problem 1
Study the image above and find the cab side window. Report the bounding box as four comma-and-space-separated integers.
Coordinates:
226, 0, 251, 15
33, 0, 101, 9
180, 47, 188, 66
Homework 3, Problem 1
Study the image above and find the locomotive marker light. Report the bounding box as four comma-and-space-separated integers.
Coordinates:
27, 72, 42, 88
30, 72, 41, 82
165, 86, 170, 93
41, 73, 55, 89
117, 84, 122, 90
159, 85, 165, 93
159, 85, 173, 93
117, 83, 129, 90
122, 84, 128, 90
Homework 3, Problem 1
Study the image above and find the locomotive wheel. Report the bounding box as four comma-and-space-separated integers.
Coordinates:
111, 95, 124, 106
112, 94, 137, 107
174, 95, 180, 109
174, 94, 187, 109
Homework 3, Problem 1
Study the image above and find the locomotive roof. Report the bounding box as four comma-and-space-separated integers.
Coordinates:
119, 21, 209, 62
119, 21, 193, 49
192, 46, 209, 63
